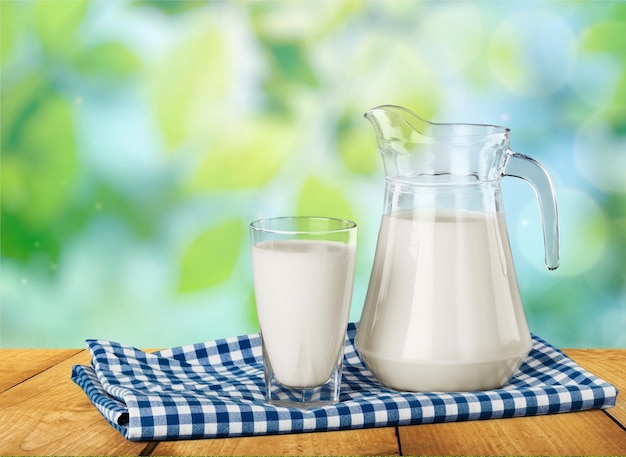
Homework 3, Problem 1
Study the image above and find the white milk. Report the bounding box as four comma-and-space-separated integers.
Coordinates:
251, 240, 356, 388
356, 209, 532, 391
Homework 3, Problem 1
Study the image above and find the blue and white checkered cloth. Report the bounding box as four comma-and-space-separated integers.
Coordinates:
72, 323, 617, 441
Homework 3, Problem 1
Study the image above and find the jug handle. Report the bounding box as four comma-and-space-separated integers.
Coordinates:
503, 151, 560, 270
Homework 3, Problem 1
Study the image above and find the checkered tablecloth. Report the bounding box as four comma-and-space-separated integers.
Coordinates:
71, 323, 617, 441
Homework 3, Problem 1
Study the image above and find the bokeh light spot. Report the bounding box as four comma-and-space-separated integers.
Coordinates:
489, 11, 576, 96
518, 188, 609, 277
419, 4, 484, 75
574, 109, 626, 194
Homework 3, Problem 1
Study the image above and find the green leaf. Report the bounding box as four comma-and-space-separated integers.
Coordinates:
260, 40, 319, 111
598, 106, 626, 136
74, 181, 165, 241
1, 73, 48, 150
582, 21, 626, 58
177, 219, 245, 293
133, 0, 208, 15
267, 42, 318, 87
34, 0, 89, 54
297, 175, 355, 221
1, 88, 78, 262
0, 197, 62, 264
152, 27, 229, 150
187, 116, 296, 191
16, 91, 78, 228
72, 42, 141, 78
337, 116, 380, 175
2, 89, 77, 224
0, 1, 16, 63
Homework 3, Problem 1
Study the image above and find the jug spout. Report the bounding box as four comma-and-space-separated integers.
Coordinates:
364, 105, 435, 148
365, 105, 511, 143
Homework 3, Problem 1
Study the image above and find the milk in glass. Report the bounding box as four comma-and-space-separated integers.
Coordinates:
252, 239, 356, 388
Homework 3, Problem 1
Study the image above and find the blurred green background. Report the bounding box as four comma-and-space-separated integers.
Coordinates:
1, 0, 624, 348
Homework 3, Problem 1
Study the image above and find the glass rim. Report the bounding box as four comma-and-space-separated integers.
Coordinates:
249, 216, 356, 235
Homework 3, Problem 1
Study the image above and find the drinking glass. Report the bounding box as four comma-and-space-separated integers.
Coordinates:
250, 216, 357, 408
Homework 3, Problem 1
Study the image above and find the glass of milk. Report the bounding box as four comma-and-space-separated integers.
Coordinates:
250, 216, 357, 408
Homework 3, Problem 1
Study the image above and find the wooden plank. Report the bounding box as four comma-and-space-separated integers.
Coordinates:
398, 409, 626, 456
0, 349, 621, 456
0, 350, 148, 456
564, 349, 626, 428
152, 427, 400, 456
0, 349, 81, 393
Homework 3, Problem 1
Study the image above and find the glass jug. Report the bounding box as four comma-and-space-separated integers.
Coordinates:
356, 105, 559, 392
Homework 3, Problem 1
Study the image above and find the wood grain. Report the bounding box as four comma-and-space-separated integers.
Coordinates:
0, 348, 623, 456
398, 409, 626, 456
399, 348, 626, 456
0, 349, 81, 393
152, 427, 400, 456
0, 351, 149, 456
565, 349, 626, 427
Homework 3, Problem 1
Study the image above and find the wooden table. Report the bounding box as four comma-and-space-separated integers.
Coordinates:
1, 349, 624, 456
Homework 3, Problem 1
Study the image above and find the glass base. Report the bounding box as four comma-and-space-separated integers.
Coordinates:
265, 361, 342, 409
